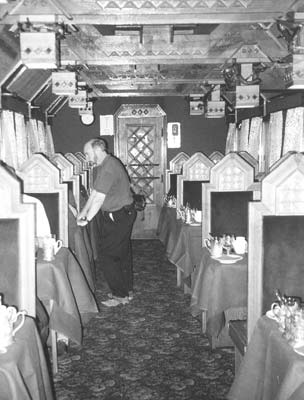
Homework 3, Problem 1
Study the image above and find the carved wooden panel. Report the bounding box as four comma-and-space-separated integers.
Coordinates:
169, 152, 190, 174
51, 153, 81, 211
65, 152, 88, 190
209, 151, 224, 164
176, 152, 213, 214
248, 152, 304, 340
202, 152, 261, 240
165, 152, 190, 195
0, 164, 36, 317
18, 154, 69, 247
75, 152, 93, 192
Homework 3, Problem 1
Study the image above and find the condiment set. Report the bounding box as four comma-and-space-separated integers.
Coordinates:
204, 234, 247, 257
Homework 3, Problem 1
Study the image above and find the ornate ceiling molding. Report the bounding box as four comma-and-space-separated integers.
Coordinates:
95, 0, 254, 10
0, 0, 295, 25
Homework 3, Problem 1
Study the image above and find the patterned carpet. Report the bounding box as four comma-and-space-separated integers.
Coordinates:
54, 240, 234, 400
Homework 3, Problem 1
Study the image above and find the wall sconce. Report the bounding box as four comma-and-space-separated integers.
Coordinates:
189, 94, 204, 115
205, 85, 225, 118
20, 31, 59, 69
205, 100, 225, 118
235, 84, 260, 108
52, 71, 77, 95
68, 90, 88, 108
285, 54, 304, 89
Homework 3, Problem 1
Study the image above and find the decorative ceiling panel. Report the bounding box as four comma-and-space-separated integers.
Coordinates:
5, 69, 51, 101
0, 0, 303, 100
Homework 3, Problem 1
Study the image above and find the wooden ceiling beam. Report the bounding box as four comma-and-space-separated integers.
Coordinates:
0, 12, 288, 26
94, 90, 190, 97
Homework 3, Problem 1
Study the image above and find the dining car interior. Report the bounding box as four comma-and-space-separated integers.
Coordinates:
2, 0, 304, 399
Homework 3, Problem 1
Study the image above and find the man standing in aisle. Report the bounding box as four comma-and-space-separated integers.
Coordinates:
77, 138, 137, 307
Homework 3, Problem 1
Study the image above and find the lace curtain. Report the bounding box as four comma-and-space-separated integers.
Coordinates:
248, 116, 262, 161
225, 123, 237, 154
37, 120, 47, 153
14, 112, 28, 167
45, 124, 55, 156
268, 111, 283, 170
0, 110, 17, 169
238, 119, 250, 151
26, 119, 40, 156
283, 107, 304, 155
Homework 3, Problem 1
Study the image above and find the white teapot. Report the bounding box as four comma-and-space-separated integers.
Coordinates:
0, 298, 26, 352
232, 236, 247, 255
204, 237, 223, 258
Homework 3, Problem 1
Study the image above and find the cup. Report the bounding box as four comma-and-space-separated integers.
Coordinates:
204, 238, 223, 258
42, 235, 63, 261
0, 307, 26, 352
193, 210, 202, 223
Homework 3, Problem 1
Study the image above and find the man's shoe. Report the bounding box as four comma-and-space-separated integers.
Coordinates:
128, 291, 134, 301
101, 298, 122, 307
101, 297, 129, 307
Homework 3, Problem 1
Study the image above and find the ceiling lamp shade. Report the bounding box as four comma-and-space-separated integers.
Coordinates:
52, 71, 77, 95
205, 100, 225, 118
68, 90, 88, 108
79, 101, 93, 116
20, 31, 59, 69
285, 54, 304, 89
235, 85, 260, 108
79, 101, 94, 126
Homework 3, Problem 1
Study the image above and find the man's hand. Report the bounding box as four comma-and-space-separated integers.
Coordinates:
77, 217, 88, 226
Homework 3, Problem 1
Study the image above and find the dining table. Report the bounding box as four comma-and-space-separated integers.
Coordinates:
190, 248, 248, 347
168, 221, 203, 291
156, 205, 183, 260
0, 316, 54, 400
68, 208, 97, 292
228, 315, 304, 400
37, 246, 99, 345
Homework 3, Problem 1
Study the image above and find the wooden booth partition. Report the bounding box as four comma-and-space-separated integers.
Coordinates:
198, 152, 260, 349
176, 152, 214, 217
0, 164, 36, 316
202, 152, 261, 241
65, 152, 88, 197
248, 151, 304, 340
18, 154, 69, 247
165, 152, 190, 198
209, 151, 224, 164
75, 152, 93, 194
51, 153, 81, 212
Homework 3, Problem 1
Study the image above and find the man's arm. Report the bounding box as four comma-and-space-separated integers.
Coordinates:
77, 189, 105, 225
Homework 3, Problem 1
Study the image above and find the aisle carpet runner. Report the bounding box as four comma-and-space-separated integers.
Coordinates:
54, 240, 234, 400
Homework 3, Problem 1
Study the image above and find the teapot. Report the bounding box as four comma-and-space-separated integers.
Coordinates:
232, 236, 247, 255
0, 297, 26, 352
204, 236, 223, 258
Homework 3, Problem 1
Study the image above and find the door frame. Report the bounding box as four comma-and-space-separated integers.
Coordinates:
114, 104, 167, 238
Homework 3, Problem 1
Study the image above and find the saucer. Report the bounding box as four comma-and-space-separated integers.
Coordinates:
266, 310, 279, 321
294, 344, 304, 356
211, 254, 243, 264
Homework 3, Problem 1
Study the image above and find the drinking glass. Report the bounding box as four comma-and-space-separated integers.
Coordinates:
223, 235, 233, 255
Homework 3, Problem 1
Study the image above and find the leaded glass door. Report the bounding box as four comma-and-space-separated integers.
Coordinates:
115, 105, 166, 239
